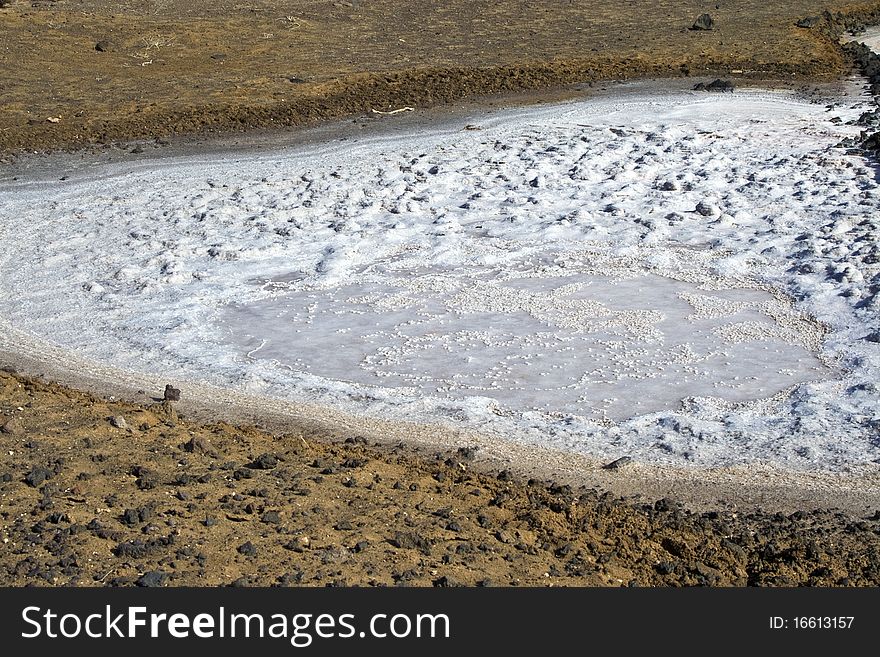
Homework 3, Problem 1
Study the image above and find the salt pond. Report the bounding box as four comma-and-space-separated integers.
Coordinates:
1, 81, 879, 470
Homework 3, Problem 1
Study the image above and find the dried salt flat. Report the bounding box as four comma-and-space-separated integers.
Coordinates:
222, 263, 826, 423
1, 81, 879, 471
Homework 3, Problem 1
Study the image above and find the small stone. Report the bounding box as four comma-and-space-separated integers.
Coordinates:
24, 466, 53, 488
691, 13, 714, 30
432, 575, 460, 587
602, 456, 633, 471
136, 571, 168, 587
182, 435, 214, 455
109, 416, 127, 429
248, 453, 278, 470
389, 531, 431, 554
694, 79, 734, 93
261, 511, 282, 524
656, 561, 676, 575
695, 200, 718, 216
237, 541, 257, 557
284, 535, 311, 552
494, 530, 515, 544
163, 384, 181, 401
0, 417, 21, 434
95, 40, 111, 52
796, 16, 820, 28
136, 475, 156, 490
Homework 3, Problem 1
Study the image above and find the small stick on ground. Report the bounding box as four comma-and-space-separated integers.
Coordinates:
370, 107, 415, 115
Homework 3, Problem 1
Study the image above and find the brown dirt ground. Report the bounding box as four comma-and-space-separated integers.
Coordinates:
1, 0, 880, 155
2, 370, 880, 587
3, 1, 880, 587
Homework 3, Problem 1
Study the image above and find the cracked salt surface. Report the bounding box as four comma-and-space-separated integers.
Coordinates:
1, 82, 880, 470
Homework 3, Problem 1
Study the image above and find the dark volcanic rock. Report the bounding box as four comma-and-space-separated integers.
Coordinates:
690, 14, 715, 31
95, 40, 112, 52
248, 453, 279, 470
795, 16, 821, 28
706, 78, 735, 92
113, 536, 174, 558
135, 475, 157, 490
121, 506, 153, 526
861, 132, 880, 154
181, 435, 214, 455
693, 79, 734, 92
432, 575, 461, 587
237, 541, 258, 557
389, 531, 431, 554
695, 200, 718, 216
163, 384, 181, 401
121, 509, 141, 526
844, 42, 880, 88
136, 571, 168, 587
24, 466, 53, 488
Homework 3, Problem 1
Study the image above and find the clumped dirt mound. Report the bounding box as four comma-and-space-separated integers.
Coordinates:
1, 0, 880, 154
2, 370, 879, 587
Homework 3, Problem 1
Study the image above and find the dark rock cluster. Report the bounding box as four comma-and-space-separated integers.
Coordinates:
693, 79, 735, 93
842, 41, 880, 156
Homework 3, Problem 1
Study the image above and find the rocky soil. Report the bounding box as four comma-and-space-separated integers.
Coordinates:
2, 370, 880, 587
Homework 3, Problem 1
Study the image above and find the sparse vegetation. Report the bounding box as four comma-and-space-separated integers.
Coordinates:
2, 0, 880, 153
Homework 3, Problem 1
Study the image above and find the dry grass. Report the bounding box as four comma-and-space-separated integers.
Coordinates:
1, 0, 879, 152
